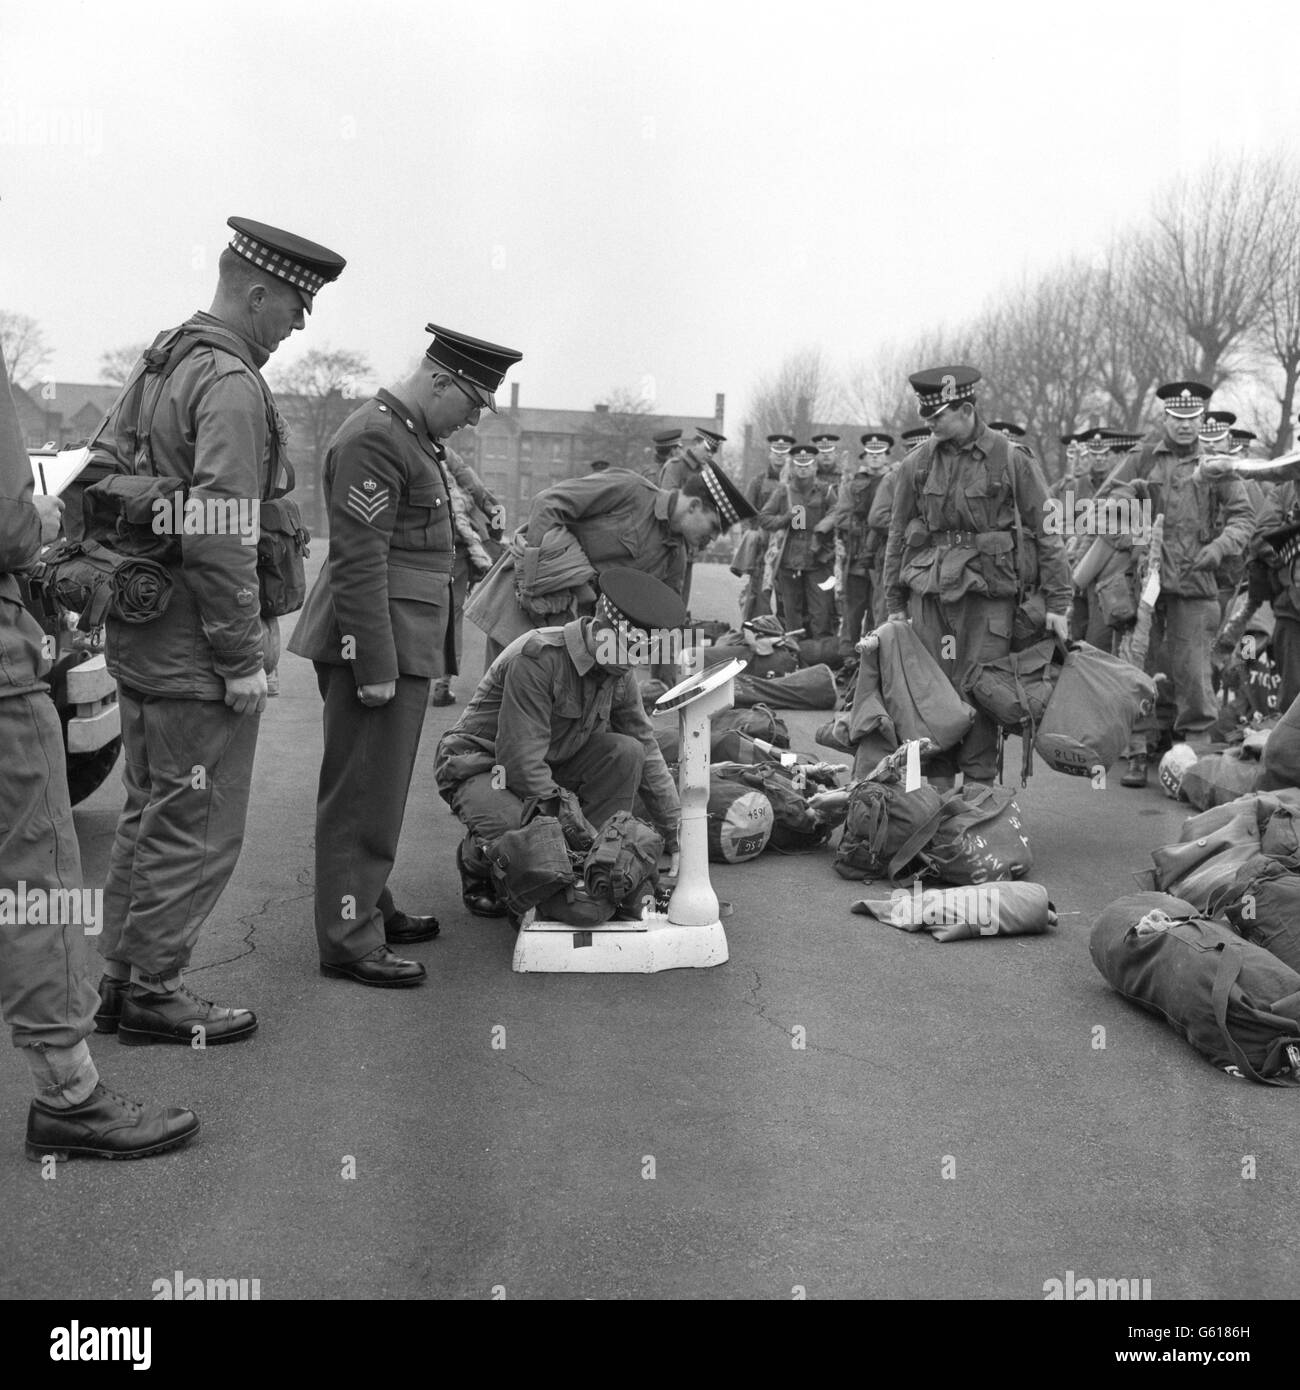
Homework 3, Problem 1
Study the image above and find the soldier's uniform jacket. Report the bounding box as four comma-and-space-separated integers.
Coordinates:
0, 378, 46, 700
865, 464, 900, 557
757, 475, 837, 571
524, 471, 687, 591
101, 312, 279, 700
883, 424, 1071, 614
830, 470, 883, 573
288, 388, 455, 686
1253, 481, 1300, 623
1098, 438, 1253, 599
744, 466, 784, 525
434, 618, 679, 834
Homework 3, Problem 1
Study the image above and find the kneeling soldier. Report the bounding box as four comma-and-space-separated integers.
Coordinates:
435, 569, 684, 919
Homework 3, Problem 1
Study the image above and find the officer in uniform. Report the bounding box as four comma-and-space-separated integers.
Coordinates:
831, 432, 892, 652
1066, 427, 1121, 642
759, 442, 838, 637
468, 454, 755, 660
884, 366, 1071, 789
93, 217, 344, 1045
658, 429, 725, 610
436, 569, 683, 918
651, 429, 682, 481
289, 325, 522, 984
0, 355, 199, 1158
1230, 427, 1257, 458
1095, 381, 1254, 786
863, 429, 925, 629
812, 433, 842, 487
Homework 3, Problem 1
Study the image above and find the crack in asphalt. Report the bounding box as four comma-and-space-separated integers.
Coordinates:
188, 875, 314, 975
740, 967, 908, 1079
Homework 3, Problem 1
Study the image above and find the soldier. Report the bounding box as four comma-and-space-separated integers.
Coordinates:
92, 218, 344, 1044
467, 454, 755, 660
1229, 427, 1257, 458
758, 442, 838, 638
864, 429, 925, 629
737, 434, 793, 622
651, 429, 683, 483
1095, 381, 1253, 787
1, 354, 199, 1159
1200, 409, 1236, 452
884, 366, 1071, 789
289, 325, 521, 985
989, 421, 1028, 445
1066, 427, 1122, 644
658, 428, 725, 610
436, 569, 683, 920
430, 443, 505, 707
831, 431, 892, 653
812, 433, 842, 487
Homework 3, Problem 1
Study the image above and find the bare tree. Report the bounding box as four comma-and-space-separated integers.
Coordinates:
99, 342, 149, 387
0, 310, 52, 388
584, 386, 656, 475
748, 347, 842, 443
1135, 155, 1279, 388
1249, 156, 1300, 455
269, 347, 372, 463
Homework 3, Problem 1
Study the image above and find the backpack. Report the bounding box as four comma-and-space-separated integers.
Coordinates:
1179, 750, 1261, 813
919, 784, 1034, 886
832, 779, 947, 881
706, 777, 774, 863
712, 762, 835, 854
583, 811, 663, 909
964, 637, 1061, 783
486, 816, 576, 917
82, 323, 310, 619
1090, 891, 1300, 1084
32, 537, 173, 629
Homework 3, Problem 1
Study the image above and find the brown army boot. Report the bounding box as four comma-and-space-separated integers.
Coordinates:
1120, 755, 1148, 788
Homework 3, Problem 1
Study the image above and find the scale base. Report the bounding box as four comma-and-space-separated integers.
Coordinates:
511, 912, 729, 974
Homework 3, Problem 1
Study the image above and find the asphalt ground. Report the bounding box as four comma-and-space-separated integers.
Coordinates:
4, 552, 1298, 1307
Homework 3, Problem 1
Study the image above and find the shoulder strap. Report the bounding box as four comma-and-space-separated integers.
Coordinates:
1004, 435, 1026, 604
1210, 943, 1300, 1087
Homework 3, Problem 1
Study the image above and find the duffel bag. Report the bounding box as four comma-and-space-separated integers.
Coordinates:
1148, 807, 1261, 912
832, 778, 946, 882
706, 777, 773, 863
1261, 802, 1300, 864
1034, 640, 1159, 777
919, 783, 1033, 886
964, 636, 1061, 782
713, 762, 833, 853
733, 664, 838, 711
852, 879, 1054, 941
1089, 890, 1300, 1084
712, 704, 790, 748
1258, 691, 1300, 792
1212, 855, 1300, 977
1179, 749, 1260, 813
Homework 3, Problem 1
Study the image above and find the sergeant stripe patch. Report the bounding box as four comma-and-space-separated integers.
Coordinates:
346, 484, 390, 524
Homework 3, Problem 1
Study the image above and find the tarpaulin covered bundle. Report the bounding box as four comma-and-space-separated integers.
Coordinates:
731, 663, 838, 710
1089, 890, 1300, 1084
852, 880, 1053, 941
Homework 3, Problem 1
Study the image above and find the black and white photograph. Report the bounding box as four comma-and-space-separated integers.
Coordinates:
3, 0, 1300, 1347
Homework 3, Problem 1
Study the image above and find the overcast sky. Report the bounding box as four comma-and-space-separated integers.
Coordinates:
3, 0, 1299, 430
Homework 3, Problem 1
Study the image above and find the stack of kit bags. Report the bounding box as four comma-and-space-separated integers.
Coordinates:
1091, 786, 1300, 1084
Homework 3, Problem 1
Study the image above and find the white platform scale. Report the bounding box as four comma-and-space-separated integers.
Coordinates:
511, 656, 746, 974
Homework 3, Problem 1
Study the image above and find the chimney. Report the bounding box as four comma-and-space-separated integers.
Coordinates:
594, 403, 609, 414
714, 393, 725, 429
510, 382, 519, 410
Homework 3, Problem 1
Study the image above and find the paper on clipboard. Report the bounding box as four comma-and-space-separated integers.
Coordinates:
28, 447, 91, 498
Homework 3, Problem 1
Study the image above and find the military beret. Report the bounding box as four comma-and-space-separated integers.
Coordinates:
424, 324, 523, 414
989, 421, 1026, 438
860, 432, 894, 451
909, 365, 980, 417
596, 568, 688, 635
226, 216, 346, 310
1156, 381, 1211, 417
